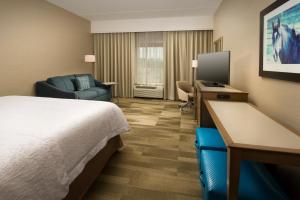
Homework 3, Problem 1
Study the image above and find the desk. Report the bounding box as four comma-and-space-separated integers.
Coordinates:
204, 100, 300, 200
103, 82, 119, 103
194, 80, 248, 126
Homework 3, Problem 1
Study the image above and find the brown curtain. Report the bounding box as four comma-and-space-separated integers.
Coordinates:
214, 37, 223, 52
94, 33, 135, 98
164, 30, 213, 100
94, 30, 213, 100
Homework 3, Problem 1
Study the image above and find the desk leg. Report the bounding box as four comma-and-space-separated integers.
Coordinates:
117, 92, 119, 104
194, 88, 197, 120
116, 85, 119, 104
227, 147, 241, 200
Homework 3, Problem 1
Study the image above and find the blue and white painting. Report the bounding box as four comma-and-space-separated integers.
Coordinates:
263, 0, 300, 74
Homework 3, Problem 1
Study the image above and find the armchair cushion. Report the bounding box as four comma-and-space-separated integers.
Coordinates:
75, 75, 90, 91
78, 74, 96, 87
87, 87, 108, 96
47, 75, 76, 92
75, 90, 98, 99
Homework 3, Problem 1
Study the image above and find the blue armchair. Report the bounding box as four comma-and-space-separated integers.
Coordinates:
36, 74, 112, 101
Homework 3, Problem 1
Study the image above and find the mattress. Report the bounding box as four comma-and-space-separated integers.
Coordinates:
0, 96, 129, 200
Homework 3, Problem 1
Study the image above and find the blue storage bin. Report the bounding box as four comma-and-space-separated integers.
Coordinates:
195, 128, 226, 151
200, 150, 289, 200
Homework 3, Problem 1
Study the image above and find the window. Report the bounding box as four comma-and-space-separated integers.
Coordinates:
135, 32, 164, 86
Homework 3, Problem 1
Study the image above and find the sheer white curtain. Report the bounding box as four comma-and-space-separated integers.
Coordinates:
135, 32, 164, 86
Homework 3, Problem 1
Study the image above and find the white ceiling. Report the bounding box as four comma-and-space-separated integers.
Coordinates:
46, 0, 223, 21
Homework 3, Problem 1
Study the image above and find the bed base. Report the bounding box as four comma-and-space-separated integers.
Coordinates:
63, 135, 123, 200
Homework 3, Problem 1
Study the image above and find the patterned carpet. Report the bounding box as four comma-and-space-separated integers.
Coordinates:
84, 98, 201, 200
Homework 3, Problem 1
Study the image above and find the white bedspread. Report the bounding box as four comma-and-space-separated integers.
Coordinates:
0, 96, 129, 200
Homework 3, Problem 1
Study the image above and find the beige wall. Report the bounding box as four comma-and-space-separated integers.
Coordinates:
214, 0, 300, 134
0, 0, 93, 96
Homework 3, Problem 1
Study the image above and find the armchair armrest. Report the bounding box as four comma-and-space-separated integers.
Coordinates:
35, 81, 76, 99
94, 80, 112, 89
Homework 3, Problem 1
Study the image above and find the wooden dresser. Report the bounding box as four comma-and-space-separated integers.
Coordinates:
194, 80, 248, 127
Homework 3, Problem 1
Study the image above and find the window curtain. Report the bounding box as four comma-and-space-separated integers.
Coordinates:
164, 30, 213, 100
93, 33, 135, 98
135, 32, 164, 86
93, 30, 213, 100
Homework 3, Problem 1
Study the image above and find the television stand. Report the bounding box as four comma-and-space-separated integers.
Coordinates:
202, 81, 225, 87
194, 80, 248, 127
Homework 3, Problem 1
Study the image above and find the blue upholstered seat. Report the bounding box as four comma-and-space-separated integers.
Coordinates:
87, 87, 109, 96
75, 90, 98, 99
195, 128, 227, 175
200, 150, 289, 200
195, 128, 226, 151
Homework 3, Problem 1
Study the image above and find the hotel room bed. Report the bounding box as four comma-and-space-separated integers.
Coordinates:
0, 96, 129, 200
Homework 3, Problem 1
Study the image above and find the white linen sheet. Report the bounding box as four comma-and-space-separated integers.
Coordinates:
0, 96, 129, 200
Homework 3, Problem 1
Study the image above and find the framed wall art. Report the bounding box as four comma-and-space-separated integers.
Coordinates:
260, 0, 300, 82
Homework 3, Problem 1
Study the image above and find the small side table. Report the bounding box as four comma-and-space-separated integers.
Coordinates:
103, 82, 119, 103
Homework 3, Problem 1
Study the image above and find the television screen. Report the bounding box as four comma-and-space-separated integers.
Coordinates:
196, 51, 230, 85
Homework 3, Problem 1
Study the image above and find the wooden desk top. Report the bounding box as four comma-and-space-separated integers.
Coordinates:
206, 100, 300, 154
195, 80, 247, 94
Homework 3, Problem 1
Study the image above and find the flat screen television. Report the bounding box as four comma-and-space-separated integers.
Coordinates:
196, 51, 230, 87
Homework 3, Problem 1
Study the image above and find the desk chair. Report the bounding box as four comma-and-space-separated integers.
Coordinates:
176, 81, 194, 112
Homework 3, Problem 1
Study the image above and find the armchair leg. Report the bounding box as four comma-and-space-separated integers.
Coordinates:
178, 101, 193, 112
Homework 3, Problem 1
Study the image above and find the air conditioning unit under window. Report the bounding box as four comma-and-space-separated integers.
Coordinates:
133, 85, 164, 99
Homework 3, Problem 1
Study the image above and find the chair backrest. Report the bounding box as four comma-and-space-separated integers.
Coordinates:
177, 81, 193, 92
176, 81, 193, 102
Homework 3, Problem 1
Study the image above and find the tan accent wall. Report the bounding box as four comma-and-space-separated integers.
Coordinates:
0, 0, 93, 96
214, 0, 300, 134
